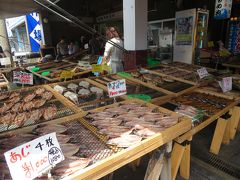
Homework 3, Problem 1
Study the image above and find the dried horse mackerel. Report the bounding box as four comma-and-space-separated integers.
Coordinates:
85, 103, 179, 147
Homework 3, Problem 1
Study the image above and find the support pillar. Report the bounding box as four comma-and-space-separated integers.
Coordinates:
0, 19, 13, 65
123, 0, 148, 70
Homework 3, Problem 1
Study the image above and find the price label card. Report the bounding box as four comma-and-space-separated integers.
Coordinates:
60, 70, 75, 79
107, 79, 127, 98
4, 133, 64, 180
13, 71, 33, 85
197, 67, 209, 79
92, 64, 103, 73
218, 77, 232, 92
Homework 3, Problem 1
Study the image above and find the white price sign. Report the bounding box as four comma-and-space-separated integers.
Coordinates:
4, 133, 64, 180
13, 71, 33, 85
107, 79, 127, 98
197, 67, 209, 79
218, 77, 232, 92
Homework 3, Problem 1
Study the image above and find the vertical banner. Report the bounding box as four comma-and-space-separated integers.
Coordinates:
26, 12, 42, 52
214, 0, 233, 20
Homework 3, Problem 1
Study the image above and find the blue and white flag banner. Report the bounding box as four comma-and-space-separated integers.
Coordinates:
26, 12, 42, 52
214, 0, 233, 20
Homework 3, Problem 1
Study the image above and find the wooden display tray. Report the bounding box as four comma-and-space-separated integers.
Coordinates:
27, 61, 91, 82
88, 75, 173, 105
118, 70, 197, 96
142, 66, 198, 85
0, 99, 191, 180
0, 85, 82, 133
45, 78, 124, 112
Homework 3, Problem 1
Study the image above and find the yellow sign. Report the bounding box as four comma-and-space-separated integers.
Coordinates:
92, 64, 103, 73
60, 70, 75, 79
219, 50, 231, 57
208, 41, 214, 48
103, 64, 112, 72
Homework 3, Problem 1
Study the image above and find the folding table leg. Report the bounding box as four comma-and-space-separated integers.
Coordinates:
229, 106, 240, 140
180, 142, 191, 180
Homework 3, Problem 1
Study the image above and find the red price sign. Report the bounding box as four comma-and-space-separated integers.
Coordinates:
13, 71, 33, 85
107, 79, 127, 98
4, 133, 64, 180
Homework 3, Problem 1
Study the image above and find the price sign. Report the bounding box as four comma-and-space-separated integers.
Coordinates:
214, 0, 233, 20
60, 70, 75, 79
4, 133, 64, 180
218, 77, 232, 92
13, 71, 33, 85
92, 64, 103, 73
197, 67, 209, 79
107, 79, 127, 98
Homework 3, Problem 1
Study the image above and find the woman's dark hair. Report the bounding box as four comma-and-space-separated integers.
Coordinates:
106, 27, 122, 39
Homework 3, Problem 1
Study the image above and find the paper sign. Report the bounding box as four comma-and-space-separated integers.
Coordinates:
60, 70, 75, 79
4, 133, 64, 180
13, 71, 33, 85
214, 0, 232, 20
107, 79, 127, 98
218, 77, 232, 92
92, 64, 103, 73
197, 67, 209, 79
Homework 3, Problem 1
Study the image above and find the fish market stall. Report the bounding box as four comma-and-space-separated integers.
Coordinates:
117, 69, 197, 96
26, 61, 91, 83
0, 85, 81, 133
0, 99, 191, 180
88, 74, 173, 104
159, 90, 240, 180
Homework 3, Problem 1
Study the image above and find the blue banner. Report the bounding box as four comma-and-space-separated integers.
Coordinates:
214, 0, 233, 20
26, 12, 42, 52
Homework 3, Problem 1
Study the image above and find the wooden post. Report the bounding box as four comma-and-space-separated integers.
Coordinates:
222, 118, 231, 145
180, 142, 191, 179
229, 106, 240, 140
144, 147, 166, 180
210, 118, 228, 155
160, 142, 172, 180
128, 158, 141, 171
171, 142, 185, 180
238, 120, 240, 132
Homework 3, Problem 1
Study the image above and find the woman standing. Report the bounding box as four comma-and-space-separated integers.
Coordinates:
103, 27, 124, 73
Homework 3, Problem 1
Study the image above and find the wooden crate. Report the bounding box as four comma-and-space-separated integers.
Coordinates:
27, 61, 91, 82
88, 75, 174, 105
0, 85, 81, 133
117, 70, 197, 96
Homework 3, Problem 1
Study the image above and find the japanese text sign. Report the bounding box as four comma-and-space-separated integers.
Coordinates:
214, 0, 232, 20
197, 67, 209, 79
218, 77, 232, 92
92, 64, 103, 73
4, 133, 64, 180
60, 70, 75, 79
13, 71, 33, 85
107, 79, 127, 98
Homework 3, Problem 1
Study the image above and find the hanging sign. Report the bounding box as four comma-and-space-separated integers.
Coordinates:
4, 133, 64, 180
26, 12, 42, 52
60, 70, 75, 79
107, 79, 127, 98
218, 77, 232, 92
214, 0, 233, 20
13, 71, 33, 85
197, 67, 209, 79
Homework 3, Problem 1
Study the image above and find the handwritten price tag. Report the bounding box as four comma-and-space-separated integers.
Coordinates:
4, 133, 64, 180
107, 79, 127, 98
197, 67, 209, 79
92, 64, 103, 73
218, 77, 232, 93
13, 71, 33, 85
60, 70, 75, 79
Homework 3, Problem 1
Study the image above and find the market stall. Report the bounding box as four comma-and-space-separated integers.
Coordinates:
0, 99, 192, 180
159, 90, 240, 180
26, 61, 91, 83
